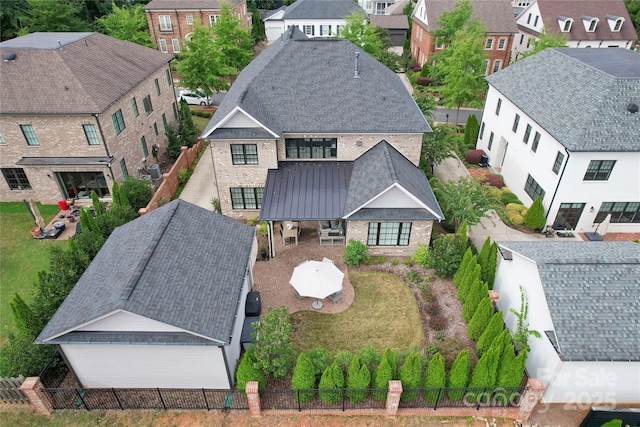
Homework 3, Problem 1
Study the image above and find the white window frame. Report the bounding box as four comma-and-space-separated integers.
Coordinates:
320, 25, 331, 36
498, 38, 506, 49
209, 15, 217, 26
186, 14, 194, 25
584, 17, 599, 32
158, 38, 168, 53
159, 15, 172, 31
559, 17, 573, 32
492, 60, 502, 73
485, 38, 493, 50
171, 38, 180, 53
304, 25, 314, 36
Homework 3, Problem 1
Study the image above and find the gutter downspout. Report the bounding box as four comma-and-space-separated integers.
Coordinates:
546, 148, 570, 226
93, 114, 115, 180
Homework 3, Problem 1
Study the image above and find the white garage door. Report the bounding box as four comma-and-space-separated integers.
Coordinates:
61, 344, 230, 389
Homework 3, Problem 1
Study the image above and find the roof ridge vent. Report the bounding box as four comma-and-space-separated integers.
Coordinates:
3, 52, 16, 62
354, 51, 360, 78
627, 103, 638, 114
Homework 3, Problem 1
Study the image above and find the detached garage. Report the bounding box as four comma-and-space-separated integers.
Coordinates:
36, 200, 257, 389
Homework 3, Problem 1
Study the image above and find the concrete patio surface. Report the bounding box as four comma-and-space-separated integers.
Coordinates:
179, 145, 217, 211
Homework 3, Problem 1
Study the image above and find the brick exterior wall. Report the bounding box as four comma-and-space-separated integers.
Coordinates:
145, 1, 249, 54
346, 220, 434, 256
0, 65, 177, 203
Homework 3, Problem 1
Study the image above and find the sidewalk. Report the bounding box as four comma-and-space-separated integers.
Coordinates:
178, 145, 218, 211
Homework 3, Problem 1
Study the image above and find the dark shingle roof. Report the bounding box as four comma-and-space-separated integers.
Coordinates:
412, 0, 517, 34
370, 15, 410, 30
203, 27, 430, 136
498, 241, 640, 362
282, 0, 363, 19
36, 200, 255, 345
144, 0, 243, 10
533, 0, 638, 42
486, 48, 640, 152
0, 32, 171, 115
344, 140, 444, 219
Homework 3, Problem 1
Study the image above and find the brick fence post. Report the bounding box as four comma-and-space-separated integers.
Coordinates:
518, 378, 545, 423
386, 380, 402, 415
19, 377, 53, 416
246, 381, 261, 416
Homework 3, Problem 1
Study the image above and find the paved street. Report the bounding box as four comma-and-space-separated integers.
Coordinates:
433, 107, 483, 125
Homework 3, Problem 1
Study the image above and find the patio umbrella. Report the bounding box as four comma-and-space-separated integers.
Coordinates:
599, 213, 612, 236
289, 260, 344, 307
28, 199, 46, 230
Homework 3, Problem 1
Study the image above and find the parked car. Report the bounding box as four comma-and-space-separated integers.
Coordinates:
176, 89, 211, 106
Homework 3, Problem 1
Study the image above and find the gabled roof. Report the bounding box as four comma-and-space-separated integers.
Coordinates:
531, 0, 638, 42
412, 0, 517, 34
370, 15, 410, 30
486, 48, 640, 152
344, 140, 444, 219
203, 26, 430, 137
143, 0, 244, 10
282, 0, 363, 20
498, 241, 640, 362
0, 32, 171, 115
385, 0, 409, 15
36, 200, 255, 345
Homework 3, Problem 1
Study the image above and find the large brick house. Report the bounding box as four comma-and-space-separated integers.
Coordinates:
411, 0, 518, 74
0, 32, 177, 203
202, 27, 444, 257
144, 0, 250, 54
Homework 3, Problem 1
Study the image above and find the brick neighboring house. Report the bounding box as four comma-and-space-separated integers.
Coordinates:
410, 0, 518, 74
512, 0, 638, 61
0, 32, 177, 204
144, 0, 250, 54
201, 27, 444, 257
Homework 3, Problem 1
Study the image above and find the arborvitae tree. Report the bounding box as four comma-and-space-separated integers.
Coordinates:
9, 294, 38, 336
489, 329, 512, 360
467, 297, 493, 340
456, 220, 468, 248
423, 352, 445, 403
486, 242, 498, 289
458, 263, 481, 303
346, 355, 371, 403
304, 348, 330, 378
318, 362, 344, 403
476, 311, 505, 356
178, 98, 198, 148
382, 347, 397, 379
358, 345, 381, 372
80, 208, 99, 234
292, 353, 316, 402
496, 343, 526, 403
235, 348, 266, 393
399, 351, 422, 401
467, 345, 500, 402
453, 248, 473, 288
524, 196, 546, 230
464, 114, 480, 147
477, 237, 492, 278
91, 190, 106, 216
462, 279, 487, 322
372, 357, 393, 400
446, 349, 470, 400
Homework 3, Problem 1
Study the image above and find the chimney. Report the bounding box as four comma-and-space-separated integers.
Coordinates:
354, 52, 360, 78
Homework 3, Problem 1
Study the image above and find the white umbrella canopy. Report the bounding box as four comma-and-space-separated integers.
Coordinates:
289, 260, 344, 299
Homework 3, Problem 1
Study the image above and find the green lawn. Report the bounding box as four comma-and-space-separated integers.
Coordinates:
0, 202, 66, 344
290, 271, 423, 355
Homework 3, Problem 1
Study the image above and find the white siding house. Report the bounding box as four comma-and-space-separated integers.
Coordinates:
493, 242, 640, 404
36, 200, 257, 389
476, 48, 640, 234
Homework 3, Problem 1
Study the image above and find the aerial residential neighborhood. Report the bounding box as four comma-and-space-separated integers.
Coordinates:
0, 0, 638, 426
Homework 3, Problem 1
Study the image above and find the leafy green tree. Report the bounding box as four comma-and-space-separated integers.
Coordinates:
292, 353, 316, 402
358, 345, 381, 372
510, 286, 541, 353
413, 86, 437, 121
467, 297, 493, 340
251, 306, 296, 379
382, 347, 397, 379
346, 355, 371, 402
428, 232, 466, 278
517, 27, 568, 61
476, 311, 504, 356
432, 0, 473, 47
0, 0, 28, 41
462, 279, 487, 322
178, 22, 234, 96
212, 4, 254, 73
423, 352, 445, 402
0, 329, 57, 377
304, 348, 330, 378
421, 125, 457, 172
318, 362, 344, 403
431, 176, 495, 230
97, 3, 152, 47
248, 0, 265, 43
372, 357, 393, 400
255, 0, 275, 9
120, 177, 153, 212
625, 0, 640, 36
453, 248, 473, 288
339, 11, 384, 58
463, 114, 480, 148
236, 347, 266, 393
600, 420, 623, 427
343, 239, 370, 267
399, 351, 421, 401
446, 349, 469, 400
21, 0, 89, 34
524, 196, 546, 231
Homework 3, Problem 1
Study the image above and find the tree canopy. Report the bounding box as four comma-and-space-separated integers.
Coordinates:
97, 3, 153, 47
431, 176, 495, 230
211, 4, 254, 73
19, 0, 90, 35
517, 27, 568, 61
339, 11, 384, 58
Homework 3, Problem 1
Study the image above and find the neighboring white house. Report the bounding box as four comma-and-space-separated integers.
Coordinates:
512, 0, 637, 60
476, 48, 640, 234
493, 241, 640, 404
358, 0, 397, 15
264, 0, 364, 43
36, 200, 257, 389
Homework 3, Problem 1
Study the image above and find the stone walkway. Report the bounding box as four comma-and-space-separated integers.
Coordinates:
179, 145, 217, 211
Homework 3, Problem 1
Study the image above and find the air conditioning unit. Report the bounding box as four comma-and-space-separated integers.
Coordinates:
148, 163, 161, 180
140, 175, 152, 182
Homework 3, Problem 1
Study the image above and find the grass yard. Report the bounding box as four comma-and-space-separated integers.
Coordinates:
0, 202, 66, 344
290, 271, 423, 355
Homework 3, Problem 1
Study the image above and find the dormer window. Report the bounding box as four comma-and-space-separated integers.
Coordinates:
583, 16, 598, 32
557, 16, 573, 32
606, 15, 624, 32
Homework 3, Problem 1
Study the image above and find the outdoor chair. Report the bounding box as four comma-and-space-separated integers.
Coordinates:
294, 289, 305, 300
328, 290, 343, 303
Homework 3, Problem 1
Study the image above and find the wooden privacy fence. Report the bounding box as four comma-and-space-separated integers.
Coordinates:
0, 377, 28, 404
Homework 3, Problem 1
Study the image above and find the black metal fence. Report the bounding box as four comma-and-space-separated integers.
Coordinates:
398, 385, 526, 410
260, 388, 388, 411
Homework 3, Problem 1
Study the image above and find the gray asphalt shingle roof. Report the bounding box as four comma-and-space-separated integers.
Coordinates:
486, 48, 640, 152
412, 0, 517, 34
203, 26, 430, 137
143, 0, 244, 10
498, 241, 640, 362
282, 0, 363, 19
36, 200, 255, 345
0, 32, 171, 115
